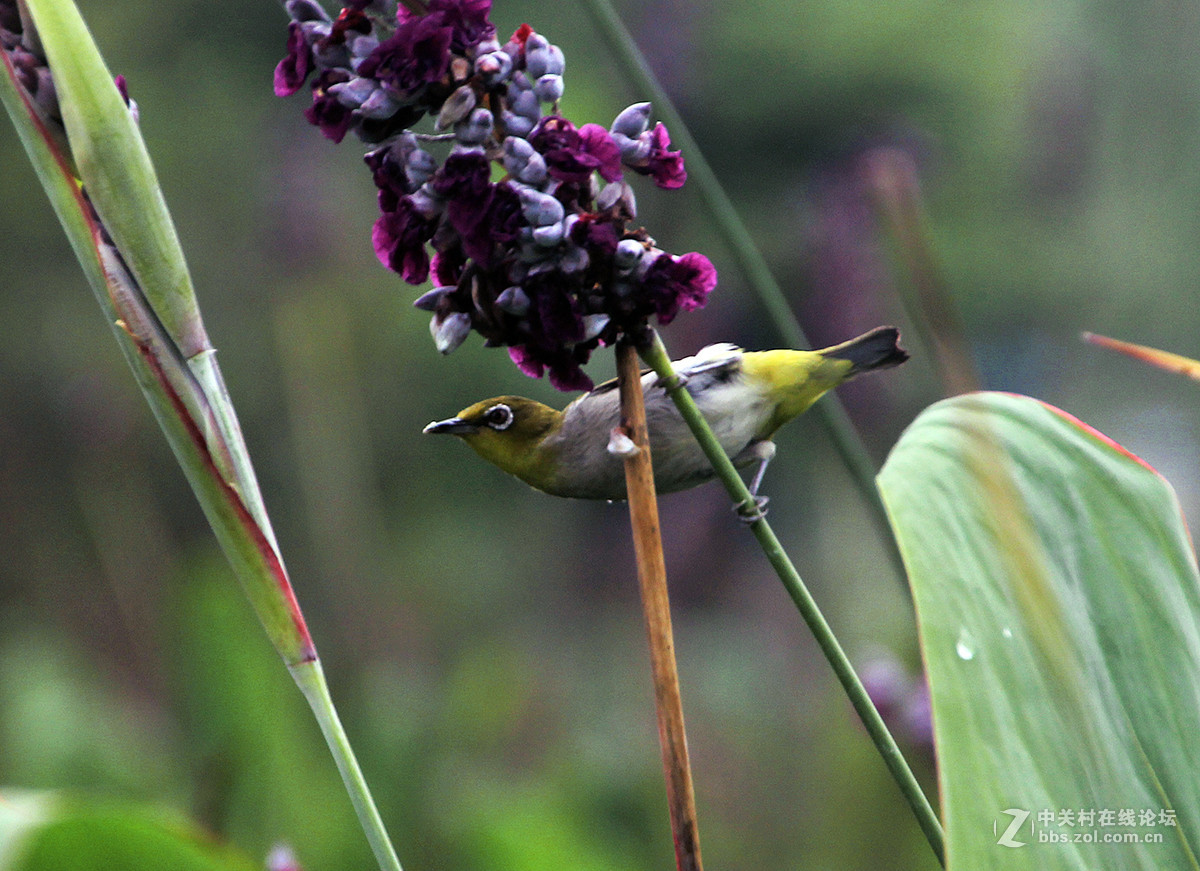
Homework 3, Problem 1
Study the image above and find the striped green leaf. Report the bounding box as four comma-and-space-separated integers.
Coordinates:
878, 392, 1200, 869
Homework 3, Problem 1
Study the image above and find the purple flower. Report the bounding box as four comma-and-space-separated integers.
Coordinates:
508, 345, 544, 379
304, 69, 355, 142
358, 13, 453, 100
420, 154, 526, 269
860, 657, 910, 723
577, 124, 623, 182
430, 150, 490, 200
458, 182, 523, 266
506, 275, 608, 392
509, 345, 593, 392
431, 249, 466, 288
569, 214, 621, 290
365, 136, 434, 210
373, 196, 439, 283
356, 1, 493, 102
327, 9, 373, 45
531, 117, 623, 185
569, 214, 620, 258
273, 1, 714, 390
430, 151, 501, 251
633, 122, 686, 189
641, 251, 717, 324
547, 357, 594, 392
530, 276, 585, 345
400, 0, 495, 54
274, 21, 313, 97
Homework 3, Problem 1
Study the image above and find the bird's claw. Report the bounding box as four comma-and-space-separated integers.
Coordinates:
653, 370, 689, 391
734, 494, 769, 524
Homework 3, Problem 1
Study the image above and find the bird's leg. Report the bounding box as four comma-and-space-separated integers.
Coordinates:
732, 441, 776, 524
742, 440, 777, 499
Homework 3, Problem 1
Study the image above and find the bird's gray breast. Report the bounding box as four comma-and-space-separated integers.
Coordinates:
549, 366, 771, 499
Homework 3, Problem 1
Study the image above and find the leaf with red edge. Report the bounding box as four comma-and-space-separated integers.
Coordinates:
879, 392, 1200, 869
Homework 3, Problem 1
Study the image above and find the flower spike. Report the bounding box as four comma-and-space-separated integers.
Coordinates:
275, 1, 712, 389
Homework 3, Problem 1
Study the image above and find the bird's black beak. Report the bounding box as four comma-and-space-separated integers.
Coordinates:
423, 416, 478, 435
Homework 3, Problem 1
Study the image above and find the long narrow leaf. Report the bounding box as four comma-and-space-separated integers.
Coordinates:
4, 0, 312, 667
23, 0, 277, 539
1083, 332, 1200, 382
2, 10, 404, 870
21, 0, 208, 358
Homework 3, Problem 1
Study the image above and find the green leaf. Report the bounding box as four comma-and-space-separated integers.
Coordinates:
878, 392, 1200, 869
3, 0, 312, 668
19, 0, 278, 543
4, 9, 400, 869
22, 0, 209, 358
0, 791, 259, 871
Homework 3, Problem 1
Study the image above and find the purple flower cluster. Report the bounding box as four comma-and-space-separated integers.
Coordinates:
276, 0, 716, 390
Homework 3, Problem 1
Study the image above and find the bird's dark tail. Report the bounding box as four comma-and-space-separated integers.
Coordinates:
821, 326, 909, 378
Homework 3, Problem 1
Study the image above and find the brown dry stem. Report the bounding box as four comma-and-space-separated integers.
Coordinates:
615, 340, 703, 871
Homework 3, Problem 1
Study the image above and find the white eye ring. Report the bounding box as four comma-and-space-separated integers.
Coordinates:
484, 403, 514, 430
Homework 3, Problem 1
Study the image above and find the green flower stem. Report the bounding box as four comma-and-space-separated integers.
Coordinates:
582, 0, 903, 582
638, 332, 945, 867
292, 661, 404, 871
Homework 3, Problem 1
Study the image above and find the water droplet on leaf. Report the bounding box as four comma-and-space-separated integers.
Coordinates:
955, 629, 975, 661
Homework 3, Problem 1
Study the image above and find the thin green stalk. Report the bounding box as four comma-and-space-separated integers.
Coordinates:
866, 148, 979, 397
292, 661, 404, 871
580, 0, 906, 583
638, 332, 945, 867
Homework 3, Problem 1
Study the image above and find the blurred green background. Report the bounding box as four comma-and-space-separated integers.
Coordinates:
2, 0, 1199, 868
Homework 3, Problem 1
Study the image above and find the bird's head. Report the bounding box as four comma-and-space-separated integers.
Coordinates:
424, 395, 564, 491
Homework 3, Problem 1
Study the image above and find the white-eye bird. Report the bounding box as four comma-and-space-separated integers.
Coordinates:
424, 326, 908, 501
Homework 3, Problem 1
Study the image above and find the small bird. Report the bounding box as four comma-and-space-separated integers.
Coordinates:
424, 326, 908, 501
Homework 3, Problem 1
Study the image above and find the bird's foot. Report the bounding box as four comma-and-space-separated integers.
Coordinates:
652, 369, 689, 391
734, 494, 769, 524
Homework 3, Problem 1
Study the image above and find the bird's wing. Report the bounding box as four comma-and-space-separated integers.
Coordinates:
585, 372, 626, 397
671, 343, 744, 383
585, 342, 745, 399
